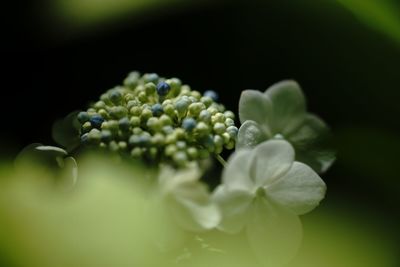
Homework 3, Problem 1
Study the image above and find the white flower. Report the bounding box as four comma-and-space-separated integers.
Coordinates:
158, 164, 221, 232
237, 80, 335, 173
213, 139, 326, 266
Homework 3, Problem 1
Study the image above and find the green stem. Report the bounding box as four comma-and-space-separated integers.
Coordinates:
215, 154, 227, 168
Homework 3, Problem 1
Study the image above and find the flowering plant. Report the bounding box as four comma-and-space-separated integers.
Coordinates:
16, 71, 334, 266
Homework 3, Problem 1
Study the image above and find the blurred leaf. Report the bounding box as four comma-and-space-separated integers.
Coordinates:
336, 0, 400, 44
52, 0, 200, 28
52, 111, 81, 152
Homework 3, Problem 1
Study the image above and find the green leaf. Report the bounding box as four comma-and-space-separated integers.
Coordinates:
336, 0, 400, 44
267, 162, 326, 215
246, 198, 302, 267
52, 111, 81, 152
265, 80, 306, 136
238, 90, 273, 136
236, 120, 268, 150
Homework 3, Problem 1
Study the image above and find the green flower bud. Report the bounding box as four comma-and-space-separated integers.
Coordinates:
149, 147, 158, 159
200, 96, 213, 107
198, 149, 210, 159
207, 107, 218, 115
140, 108, 153, 121
87, 129, 102, 144
227, 126, 239, 139
106, 120, 119, 132
222, 132, 231, 144
165, 133, 177, 145
127, 100, 140, 110
128, 135, 139, 147
174, 128, 186, 139
173, 151, 188, 166
188, 102, 205, 116
213, 122, 226, 134
187, 147, 198, 159
159, 114, 172, 126
118, 141, 128, 150
110, 106, 128, 119
130, 106, 142, 116
145, 83, 156, 95
94, 101, 106, 110
131, 147, 142, 157
162, 99, 173, 107
146, 117, 162, 132
225, 140, 235, 149
98, 109, 109, 119
119, 117, 130, 131
190, 90, 201, 100
213, 135, 224, 147
180, 85, 191, 96
195, 122, 210, 136
225, 118, 235, 127
82, 121, 92, 133
165, 144, 177, 156
212, 113, 225, 124
199, 110, 211, 123
109, 141, 119, 152
124, 71, 140, 89
163, 104, 175, 117
130, 116, 141, 127
132, 127, 143, 135
175, 98, 190, 115
124, 93, 134, 102
109, 90, 122, 105
151, 133, 165, 146
224, 110, 235, 120
138, 91, 147, 102
101, 130, 113, 142
176, 141, 187, 150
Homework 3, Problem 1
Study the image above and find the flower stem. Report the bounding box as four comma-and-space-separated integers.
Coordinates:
215, 154, 227, 168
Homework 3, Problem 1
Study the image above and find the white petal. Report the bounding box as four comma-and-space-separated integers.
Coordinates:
169, 191, 221, 232
251, 140, 295, 187
265, 80, 306, 136
35, 145, 68, 156
159, 165, 221, 232
246, 198, 303, 267
222, 149, 254, 190
212, 186, 254, 234
236, 120, 269, 150
266, 162, 326, 215
238, 90, 273, 135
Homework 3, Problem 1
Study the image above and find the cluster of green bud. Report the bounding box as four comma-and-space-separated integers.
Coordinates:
77, 71, 238, 167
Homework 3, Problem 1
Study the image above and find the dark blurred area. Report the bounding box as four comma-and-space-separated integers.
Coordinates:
3, 0, 400, 259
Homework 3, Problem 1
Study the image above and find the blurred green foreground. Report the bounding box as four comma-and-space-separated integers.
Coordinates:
0, 155, 397, 267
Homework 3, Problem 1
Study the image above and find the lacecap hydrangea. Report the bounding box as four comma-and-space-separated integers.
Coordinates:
77, 72, 238, 167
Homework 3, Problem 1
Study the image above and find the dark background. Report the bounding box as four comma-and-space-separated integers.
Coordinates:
3, 0, 400, 260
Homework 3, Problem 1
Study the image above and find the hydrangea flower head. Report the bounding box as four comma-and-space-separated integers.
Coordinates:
63, 72, 238, 167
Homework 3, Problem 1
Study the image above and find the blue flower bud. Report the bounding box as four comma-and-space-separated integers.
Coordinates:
151, 103, 163, 116
90, 115, 104, 128
182, 118, 196, 131
204, 90, 218, 101
156, 82, 171, 96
